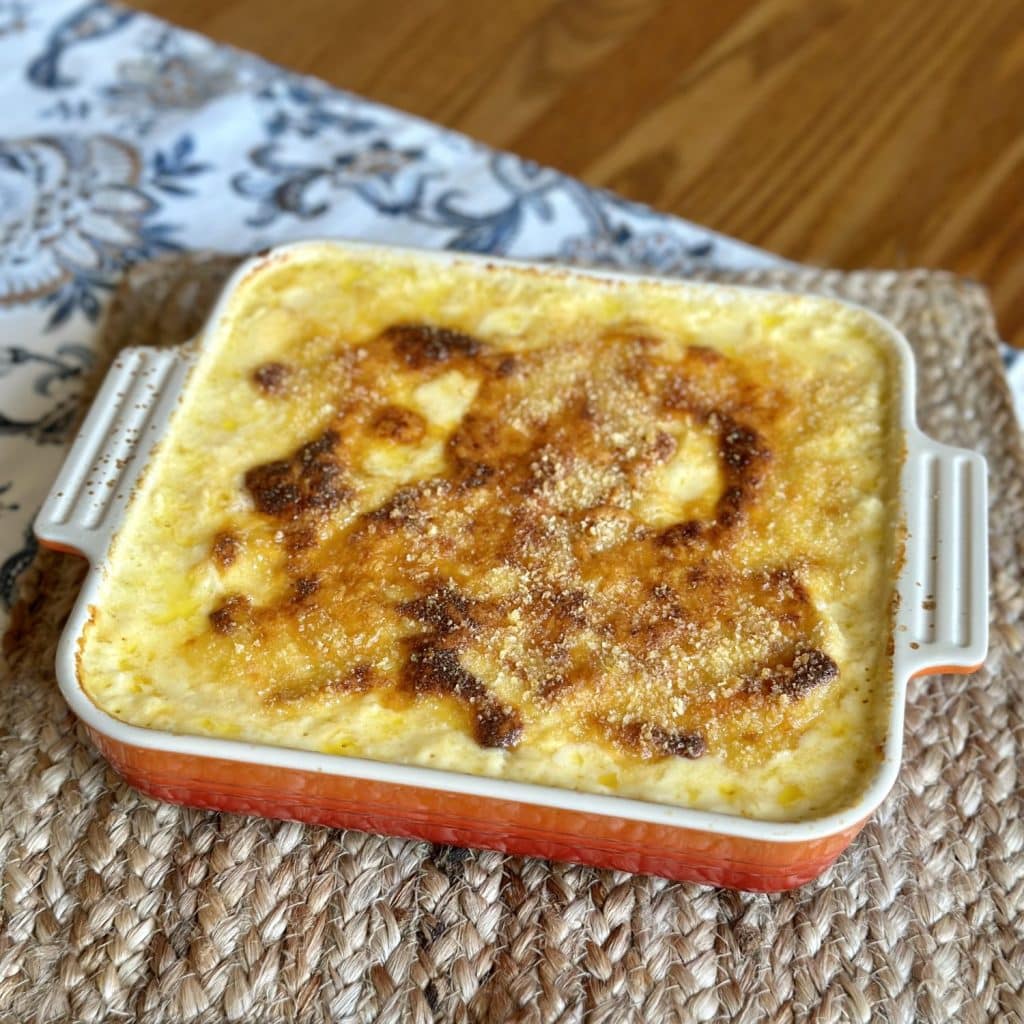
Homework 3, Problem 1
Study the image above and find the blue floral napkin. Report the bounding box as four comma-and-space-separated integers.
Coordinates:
0, 0, 1016, 617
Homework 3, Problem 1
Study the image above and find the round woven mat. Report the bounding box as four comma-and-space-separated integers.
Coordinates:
3, 255, 1022, 1024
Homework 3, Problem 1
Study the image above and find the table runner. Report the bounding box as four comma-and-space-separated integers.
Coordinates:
2, 253, 1022, 1023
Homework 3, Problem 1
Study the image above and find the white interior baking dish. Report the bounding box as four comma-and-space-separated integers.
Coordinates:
34, 240, 988, 891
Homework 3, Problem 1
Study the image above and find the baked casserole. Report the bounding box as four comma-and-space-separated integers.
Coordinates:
77, 244, 904, 822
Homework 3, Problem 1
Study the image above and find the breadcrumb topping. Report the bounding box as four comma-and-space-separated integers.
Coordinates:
210, 322, 838, 761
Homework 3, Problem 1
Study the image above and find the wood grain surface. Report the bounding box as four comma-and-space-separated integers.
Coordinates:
131, 0, 1024, 344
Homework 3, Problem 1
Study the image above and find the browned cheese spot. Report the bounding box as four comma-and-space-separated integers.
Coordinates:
657, 520, 703, 548
456, 461, 495, 491
401, 638, 522, 749
652, 430, 677, 462
365, 480, 450, 527
292, 575, 320, 602
244, 429, 351, 519
398, 584, 478, 636
474, 700, 525, 750
383, 323, 483, 368
606, 720, 707, 760
209, 594, 252, 635
745, 646, 839, 699
282, 526, 316, 553
371, 404, 426, 444
266, 663, 380, 707
252, 361, 291, 395
211, 530, 240, 569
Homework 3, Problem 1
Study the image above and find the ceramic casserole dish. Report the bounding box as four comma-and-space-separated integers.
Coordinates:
35, 240, 988, 891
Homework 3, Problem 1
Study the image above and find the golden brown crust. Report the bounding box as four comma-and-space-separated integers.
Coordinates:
202, 323, 840, 763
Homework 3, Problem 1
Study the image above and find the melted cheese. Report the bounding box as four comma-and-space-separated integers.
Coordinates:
631, 424, 722, 527
78, 246, 904, 822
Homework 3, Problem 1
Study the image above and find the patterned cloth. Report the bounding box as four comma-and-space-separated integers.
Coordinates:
0, 0, 1017, 616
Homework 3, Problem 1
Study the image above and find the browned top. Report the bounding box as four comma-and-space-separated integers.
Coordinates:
204, 323, 837, 763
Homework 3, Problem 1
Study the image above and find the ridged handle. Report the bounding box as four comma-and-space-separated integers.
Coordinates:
899, 439, 988, 677
34, 347, 191, 562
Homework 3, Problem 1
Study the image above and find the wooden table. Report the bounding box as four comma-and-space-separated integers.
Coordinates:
132, 0, 1024, 344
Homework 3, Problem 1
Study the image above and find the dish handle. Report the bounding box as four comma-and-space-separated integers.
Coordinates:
899, 437, 988, 677
34, 346, 192, 563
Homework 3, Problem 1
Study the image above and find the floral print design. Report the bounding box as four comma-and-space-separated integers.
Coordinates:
0, 135, 168, 316
27, 1, 135, 89
234, 139, 433, 226
0, 343, 93, 443
0, 134, 202, 326
106, 53, 239, 123
101, 27, 262, 135
230, 118, 729, 271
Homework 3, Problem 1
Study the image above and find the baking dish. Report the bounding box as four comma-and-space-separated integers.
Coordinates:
35, 240, 988, 891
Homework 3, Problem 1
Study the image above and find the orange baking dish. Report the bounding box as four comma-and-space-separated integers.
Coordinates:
34, 241, 988, 891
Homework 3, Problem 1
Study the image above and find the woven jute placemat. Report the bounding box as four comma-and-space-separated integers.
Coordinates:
2, 254, 1022, 1024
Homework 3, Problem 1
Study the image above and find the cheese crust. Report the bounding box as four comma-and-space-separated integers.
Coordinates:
78, 246, 904, 821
